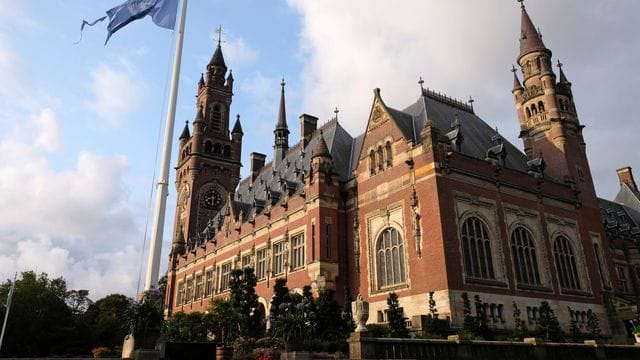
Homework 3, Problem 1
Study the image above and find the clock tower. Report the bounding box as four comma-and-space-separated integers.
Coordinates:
170, 38, 243, 256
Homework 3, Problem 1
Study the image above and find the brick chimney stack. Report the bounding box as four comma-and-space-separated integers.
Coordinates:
250, 152, 266, 185
617, 166, 637, 191
299, 114, 318, 149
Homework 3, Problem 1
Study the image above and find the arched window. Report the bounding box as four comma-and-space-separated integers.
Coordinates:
535, 57, 541, 71
223, 145, 231, 157
511, 227, 540, 285
593, 243, 607, 287
385, 142, 393, 167
369, 150, 376, 175
559, 99, 566, 111
204, 141, 212, 153
553, 236, 581, 290
531, 103, 537, 115
461, 217, 495, 279
212, 104, 222, 131
538, 101, 545, 112
377, 146, 384, 170
526, 108, 531, 118
214, 143, 222, 154
376, 228, 406, 288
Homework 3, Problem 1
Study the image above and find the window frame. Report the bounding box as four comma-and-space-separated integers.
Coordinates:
375, 227, 407, 290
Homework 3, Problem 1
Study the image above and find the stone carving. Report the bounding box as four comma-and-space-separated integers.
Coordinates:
352, 294, 369, 332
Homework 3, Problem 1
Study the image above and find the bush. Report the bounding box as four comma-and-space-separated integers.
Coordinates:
91, 346, 110, 358
366, 323, 391, 337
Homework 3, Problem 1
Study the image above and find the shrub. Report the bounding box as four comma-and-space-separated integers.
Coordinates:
366, 323, 391, 338
91, 346, 110, 358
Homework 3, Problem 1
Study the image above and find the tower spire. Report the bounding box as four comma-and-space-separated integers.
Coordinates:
273, 77, 290, 165
557, 59, 570, 83
511, 65, 523, 92
518, 0, 548, 59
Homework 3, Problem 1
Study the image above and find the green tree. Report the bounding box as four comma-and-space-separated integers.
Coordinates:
301, 285, 317, 329
229, 267, 261, 338
164, 311, 212, 343
269, 278, 291, 322
512, 301, 528, 340
422, 291, 447, 339
537, 301, 564, 342
586, 309, 601, 338
0, 271, 74, 357
209, 298, 238, 346
314, 288, 347, 341
386, 292, 408, 338
88, 294, 133, 349
460, 292, 480, 339
341, 288, 355, 334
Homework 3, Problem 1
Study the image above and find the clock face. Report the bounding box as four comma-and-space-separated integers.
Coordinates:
203, 189, 222, 209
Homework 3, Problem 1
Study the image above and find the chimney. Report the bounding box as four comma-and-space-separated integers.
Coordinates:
617, 166, 638, 191
299, 114, 318, 149
250, 152, 266, 185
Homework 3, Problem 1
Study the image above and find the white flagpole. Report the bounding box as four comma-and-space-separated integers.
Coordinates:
144, 0, 188, 292
0, 273, 17, 352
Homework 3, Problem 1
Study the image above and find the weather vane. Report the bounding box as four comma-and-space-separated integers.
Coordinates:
215, 25, 224, 45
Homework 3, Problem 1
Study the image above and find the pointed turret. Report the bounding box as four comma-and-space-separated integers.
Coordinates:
557, 60, 570, 84
226, 69, 234, 90
179, 120, 191, 141
511, 65, 523, 93
518, 1, 548, 59
207, 37, 227, 86
273, 78, 290, 166
192, 106, 204, 153
231, 114, 243, 135
312, 130, 331, 159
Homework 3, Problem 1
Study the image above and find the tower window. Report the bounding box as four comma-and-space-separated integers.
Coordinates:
377, 146, 384, 171
526, 108, 531, 118
204, 141, 212, 153
223, 145, 231, 157
553, 236, 581, 290
531, 103, 537, 115
535, 57, 541, 71
461, 217, 495, 280
538, 101, 545, 113
369, 150, 376, 175
385, 142, 393, 167
511, 226, 541, 286
214, 143, 222, 154
211, 104, 222, 131
376, 227, 406, 288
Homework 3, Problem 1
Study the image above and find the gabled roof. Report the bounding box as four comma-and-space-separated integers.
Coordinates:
613, 184, 640, 226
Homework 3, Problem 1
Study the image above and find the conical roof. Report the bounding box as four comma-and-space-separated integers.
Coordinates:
179, 121, 190, 140
512, 66, 523, 92
558, 61, 570, 83
275, 78, 288, 130
312, 130, 331, 158
519, 3, 548, 58
232, 115, 243, 135
209, 44, 227, 69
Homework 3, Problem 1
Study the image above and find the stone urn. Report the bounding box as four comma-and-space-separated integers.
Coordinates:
352, 294, 369, 332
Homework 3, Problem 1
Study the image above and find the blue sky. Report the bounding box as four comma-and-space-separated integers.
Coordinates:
0, 0, 638, 300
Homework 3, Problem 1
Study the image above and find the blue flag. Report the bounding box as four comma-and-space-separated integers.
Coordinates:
80, 0, 179, 45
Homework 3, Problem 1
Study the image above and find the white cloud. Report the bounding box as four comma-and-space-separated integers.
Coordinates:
86, 61, 145, 127
0, 109, 143, 299
224, 35, 259, 67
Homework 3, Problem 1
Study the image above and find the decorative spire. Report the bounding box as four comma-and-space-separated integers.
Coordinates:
418, 76, 425, 94
198, 73, 204, 86
557, 59, 570, 83
208, 25, 227, 69
518, 0, 548, 58
511, 65, 523, 92
179, 120, 190, 140
194, 105, 205, 125
334, 107, 339, 121
312, 130, 331, 159
276, 77, 288, 130
232, 114, 243, 135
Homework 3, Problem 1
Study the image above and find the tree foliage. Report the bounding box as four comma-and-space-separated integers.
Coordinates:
386, 292, 408, 338
164, 311, 213, 343
537, 301, 564, 342
229, 268, 262, 338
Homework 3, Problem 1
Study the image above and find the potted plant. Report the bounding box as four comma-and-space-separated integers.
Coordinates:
127, 298, 164, 350
632, 322, 640, 344
209, 298, 237, 360
270, 313, 310, 352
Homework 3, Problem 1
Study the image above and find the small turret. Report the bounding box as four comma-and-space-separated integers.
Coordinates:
226, 69, 234, 90
231, 114, 243, 141
179, 120, 190, 145
273, 78, 290, 166
512, 65, 524, 94
192, 106, 205, 153
207, 32, 227, 86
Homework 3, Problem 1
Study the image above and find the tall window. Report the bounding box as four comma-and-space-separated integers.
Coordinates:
615, 264, 630, 293
511, 227, 540, 285
256, 248, 267, 280
593, 243, 607, 287
461, 217, 495, 279
176, 281, 184, 306
242, 254, 252, 268
385, 142, 393, 167
194, 273, 203, 299
377, 146, 384, 170
212, 104, 222, 131
369, 150, 376, 175
185, 278, 194, 303
553, 236, 581, 290
376, 228, 406, 288
291, 233, 305, 269
204, 269, 214, 297
273, 242, 286, 275
220, 263, 232, 291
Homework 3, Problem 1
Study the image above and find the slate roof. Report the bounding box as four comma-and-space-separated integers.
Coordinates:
401, 89, 531, 172
599, 197, 640, 240
202, 88, 535, 235
613, 184, 640, 227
